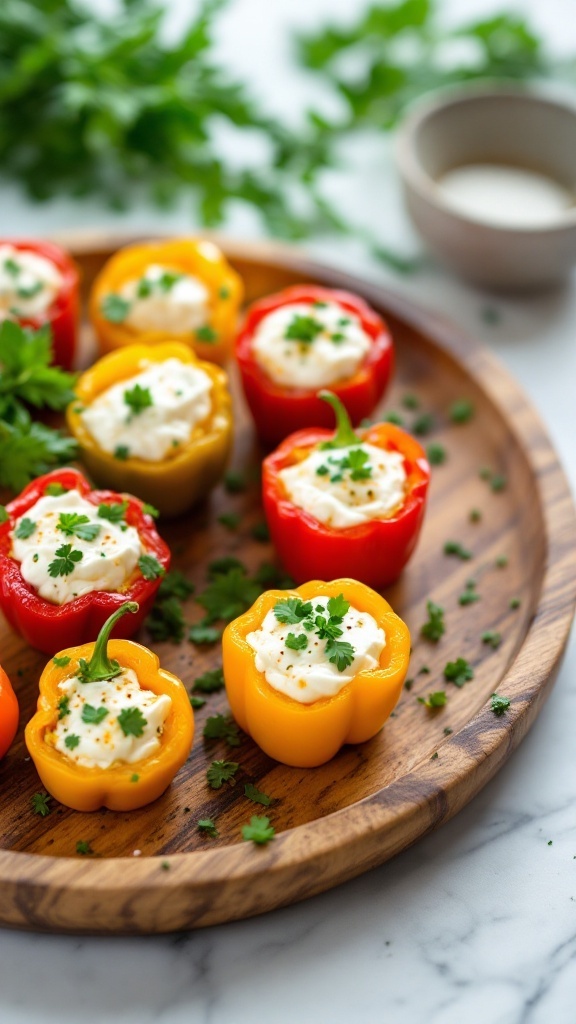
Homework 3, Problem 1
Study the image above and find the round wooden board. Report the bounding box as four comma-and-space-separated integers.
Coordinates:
0, 235, 575, 935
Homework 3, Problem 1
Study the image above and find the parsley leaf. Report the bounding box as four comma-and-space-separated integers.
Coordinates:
491, 693, 511, 716
197, 567, 260, 623
0, 321, 76, 412
325, 638, 355, 672
285, 632, 308, 651
0, 413, 78, 493
45, 483, 68, 497
449, 400, 475, 424
31, 792, 51, 816
65, 734, 80, 750
197, 818, 219, 838
142, 502, 160, 519
217, 512, 240, 530
285, 314, 323, 343
124, 383, 153, 416
224, 470, 247, 494
117, 707, 147, 737
206, 760, 239, 789
189, 621, 221, 645
274, 597, 313, 625
417, 691, 447, 709
57, 695, 70, 719
327, 593, 350, 620
251, 521, 270, 542
244, 783, 273, 807
241, 815, 275, 845
101, 294, 130, 323
57, 512, 100, 541
138, 554, 165, 581
114, 445, 130, 461
427, 443, 446, 466
444, 658, 474, 687
48, 543, 83, 577
147, 595, 187, 644
413, 412, 434, 436
444, 540, 473, 560
482, 631, 502, 649
14, 517, 36, 539
97, 501, 128, 524
81, 704, 108, 725
190, 695, 206, 709
53, 654, 71, 668
203, 714, 241, 747
76, 840, 93, 855
421, 601, 445, 642
192, 668, 225, 693
196, 325, 218, 343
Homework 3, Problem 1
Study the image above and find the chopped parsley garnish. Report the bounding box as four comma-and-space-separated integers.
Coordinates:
490, 693, 511, 716
420, 601, 445, 642
101, 293, 130, 323
251, 521, 270, 542
404, 678, 413, 690
81, 704, 108, 725
117, 707, 147, 737
130, 774, 139, 783
142, 502, 160, 519
203, 713, 241, 747
459, 579, 480, 606
138, 554, 165, 580
14, 517, 36, 539
192, 668, 225, 693
45, 483, 68, 497
482, 631, 502, 649
188, 621, 221, 644
159, 570, 195, 601
114, 445, 130, 460
57, 512, 101, 541
284, 313, 323, 344
285, 632, 308, 651
198, 566, 260, 623
244, 783, 273, 807
274, 597, 313, 624
241, 815, 275, 845
190, 695, 206, 709
412, 412, 434, 436
427, 443, 446, 466
444, 658, 474, 687
444, 540, 472, 560
449, 399, 474, 424
196, 324, 218, 342
98, 501, 128, 524
316, 447, 373, 483
57, 696, 70, 719
326, 638, 355, 671
48, 543, 83, 577
417, 691, 447, 709
495, 555, 508, 568
443, 726, 453, 736
147, 596, 186, 644
206, 759, 239, 789
4, 257, 20, 276
510, 597, 521, 610
136, 277, 152, 298
31, 792, 51, 816
64, 734, 80, 749
76, 840, 93, 855
224, 470, 247, 493
197, 818, 219, 838
384, 411, 404, 426
491, 474, 507, 493
157, 270, 182, 291
17, 281, 44, 300
469, 508, 482, 523
124, 383, 153, 416
218, 512, 241, 529
402, 394, 420, 410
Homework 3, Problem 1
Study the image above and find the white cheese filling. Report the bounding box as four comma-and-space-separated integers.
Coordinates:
52, 667, 171, 769
251, 301, 371, 389
80, 357, 213, 462
118, 263, 210, 334
246, 595, 385, 704
11, 491, 142, 605
278, 442, 407, 529
0, 244, 62, 320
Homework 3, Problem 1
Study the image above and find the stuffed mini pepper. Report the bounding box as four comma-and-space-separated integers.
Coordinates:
89, 238, 243, 365
236, 284, 393, 446
25, 602, 194, 811
223, 579, 410, 767
0, 239, 79, 369
0, 468, 170, 654
262, 391, 430, 589
0, 666, 19, 760
66, 341, 233, 518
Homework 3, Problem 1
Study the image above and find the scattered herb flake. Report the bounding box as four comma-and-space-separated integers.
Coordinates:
117, 707, 147, 737
417, 691, 447, 709
244, 783, 273, 807
188, 622, 222, 645
14, 517, 36, 539
444, 540, 473, 560
76, 840, 93, 855
53, 654, 71, 668
218, 512, 241, 530
413, 412, 434, 436
101, 294, 130, 323
421, 601, 445, 643
207, 760, 239, 789
241, 815, 275, 845
444, 658, 474, 687
251, 521, 270, 542
192, 668, 225, 693
427, 443, 446, 465
138, 554, 165, 581
197, 818, 219, 838
449, 400, 474, 424
31, 792, 51, 816
482, 631, 502, 649
490, 693, 511, 716
203, 713, 241, 747
47, 543, 83, 577
224, 470, 247, 494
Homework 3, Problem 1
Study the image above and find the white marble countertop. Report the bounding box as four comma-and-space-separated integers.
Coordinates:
1, 1, 575, 1021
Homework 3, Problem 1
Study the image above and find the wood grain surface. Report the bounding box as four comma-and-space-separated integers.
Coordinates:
0, 236, 574, 934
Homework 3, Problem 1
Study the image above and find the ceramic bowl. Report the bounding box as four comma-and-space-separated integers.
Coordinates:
395, 86, 576, 289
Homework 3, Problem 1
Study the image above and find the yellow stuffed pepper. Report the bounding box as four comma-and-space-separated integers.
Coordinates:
223, 578, 410, 768
25, 602, 194, 812
66, 341, 233, 518
89, 237, 243, 365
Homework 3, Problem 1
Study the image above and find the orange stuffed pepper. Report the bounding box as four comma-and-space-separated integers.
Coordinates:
223, 579, 410, 768
25, 603, 194, 811
89, 237, 243, 365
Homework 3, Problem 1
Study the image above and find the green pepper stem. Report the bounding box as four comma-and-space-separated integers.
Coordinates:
79, 602, 139, 684
319, 390, 361, 448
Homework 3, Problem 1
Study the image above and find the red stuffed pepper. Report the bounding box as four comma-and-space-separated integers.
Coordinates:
0, 239, 80, 369
0, 468, 170, 655
236, 284, 393, 446
262, 392, 430, 589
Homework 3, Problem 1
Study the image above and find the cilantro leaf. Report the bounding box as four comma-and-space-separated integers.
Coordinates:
482, 631, 502, 649
450, 400, 475, 424
206, 760, 239, 789
101, 294, 130, 323
114, 445, 130, 461
285, 314, 323, 343
158, 570, 194, 602
138, 554, 165, 581
217, 512, 240, 530
197, 818, 219, 838
274, 597, 313, 625
285, 632, 308, 651
421, 601, 445, 643
57, 512, 100, 541
196, 325, 217, 343
202, 714, 241, 747
81, 704, 108, 725
427, 443, 446, 466
97, 501, 128, 524
57, 695, 70, 719
444, 540, 473, 560
188, 621, 221, 645
244, 783, 273, 807
190, 695, 206, 709
124, 383, 153, 416
491, 693, 511, 716
444, 658, 474, 687
326, 638, 355, 672
417, 691, 447, 709
64, 734, 80, 750
146, 595, 187, 644
31, 792, 51, 816
142, 502, 160, 519
53, 655, 71, 668
47, 543, 83, 577
326, 593, 350, 620
76, 840, 93, 855
0, 321, 76, 411
241, 815, 275, 845
192, 668, 225, 693
197, 567, 260, 623
0, 415, 78, 492
117, 707, 147, 737
14, 517, 36, 539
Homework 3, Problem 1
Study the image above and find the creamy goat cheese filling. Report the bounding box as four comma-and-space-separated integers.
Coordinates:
251, 301, 371, 389
52, 667, 171, 769
80, 357, 213, 462
11, 491, 143, 605
102, 263, 211, 335
246, 594, 385, 704
0, 244, 62, 320
278, 442, 407, 529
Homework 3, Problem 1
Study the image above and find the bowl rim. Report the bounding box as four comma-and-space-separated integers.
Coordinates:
394, 82, 576, 235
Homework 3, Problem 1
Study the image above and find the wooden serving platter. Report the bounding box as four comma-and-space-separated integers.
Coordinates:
0, 235, 574, 935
